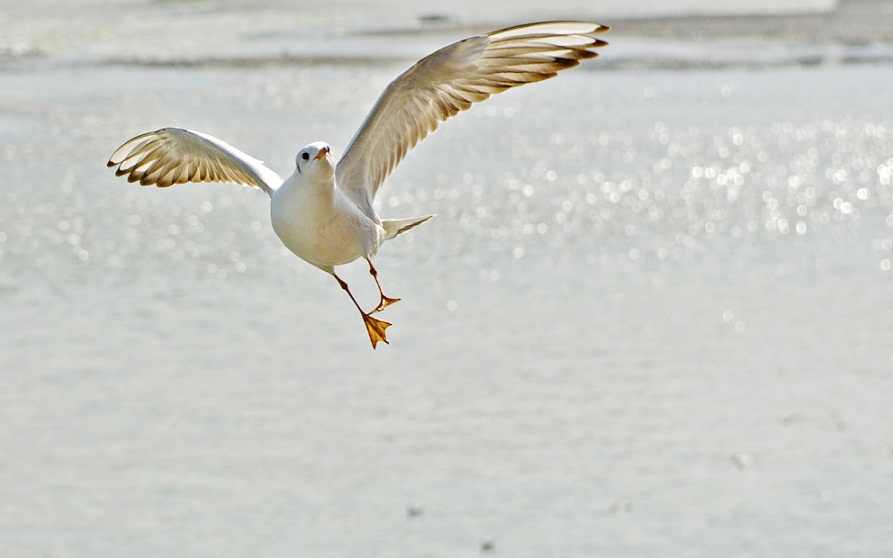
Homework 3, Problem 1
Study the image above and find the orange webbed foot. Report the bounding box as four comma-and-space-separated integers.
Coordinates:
372, 294, 401, 314
363, 313, 392, 349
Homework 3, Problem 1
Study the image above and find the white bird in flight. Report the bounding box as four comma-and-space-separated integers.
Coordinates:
107, 21, 609, 348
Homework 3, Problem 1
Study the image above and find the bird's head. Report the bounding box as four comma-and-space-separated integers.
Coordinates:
295, 142, 335, 182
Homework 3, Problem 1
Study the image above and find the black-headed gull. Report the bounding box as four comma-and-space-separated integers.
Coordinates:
108, 21, 609, 348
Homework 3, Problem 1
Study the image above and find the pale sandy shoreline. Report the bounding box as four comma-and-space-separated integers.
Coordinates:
610, 0, 893, 43
355, 0, 893, 44
2, 0, 892, 71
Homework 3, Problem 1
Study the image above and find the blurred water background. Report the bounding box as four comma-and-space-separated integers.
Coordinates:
2, 0, 893, 556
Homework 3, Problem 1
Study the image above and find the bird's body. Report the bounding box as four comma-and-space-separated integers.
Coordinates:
272, 183, 381, 273
107, 21, 609, 348
270, 144, 385, 274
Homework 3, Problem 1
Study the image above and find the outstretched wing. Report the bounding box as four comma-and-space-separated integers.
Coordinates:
335, 21, 609, 219
107, 127, 283, 196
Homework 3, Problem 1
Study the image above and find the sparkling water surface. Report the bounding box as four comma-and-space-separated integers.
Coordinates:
2, 1, 893, 557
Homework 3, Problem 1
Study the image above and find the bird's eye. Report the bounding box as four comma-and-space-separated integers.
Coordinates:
301, 152, 310, 161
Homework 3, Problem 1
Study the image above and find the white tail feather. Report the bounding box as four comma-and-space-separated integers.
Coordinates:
382, 215, 435, 240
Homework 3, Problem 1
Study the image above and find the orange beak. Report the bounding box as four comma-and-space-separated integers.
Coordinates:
315, 146, 330, 160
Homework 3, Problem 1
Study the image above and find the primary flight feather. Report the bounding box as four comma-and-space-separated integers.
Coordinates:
107, 21, 609, 348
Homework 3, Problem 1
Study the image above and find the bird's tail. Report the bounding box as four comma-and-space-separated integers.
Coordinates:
382, 215, 435, 240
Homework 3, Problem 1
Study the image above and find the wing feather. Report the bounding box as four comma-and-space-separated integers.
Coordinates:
335, 21, 608, 219
107, 127, 283, 195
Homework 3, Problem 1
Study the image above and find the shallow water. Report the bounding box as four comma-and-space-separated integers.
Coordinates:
2, 2, 893, 557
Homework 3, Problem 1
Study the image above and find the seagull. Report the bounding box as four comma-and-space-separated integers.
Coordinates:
107, 21, 609, 348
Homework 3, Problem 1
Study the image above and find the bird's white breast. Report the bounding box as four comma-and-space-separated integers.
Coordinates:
270, 175, 383, 272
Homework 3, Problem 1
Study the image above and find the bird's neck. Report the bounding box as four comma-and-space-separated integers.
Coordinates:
309, 175, 336, 193
282, 172, 335, 197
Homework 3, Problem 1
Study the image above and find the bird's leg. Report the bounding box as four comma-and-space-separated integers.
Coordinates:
334, 272, 391, 349
366, 258, 400, 313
